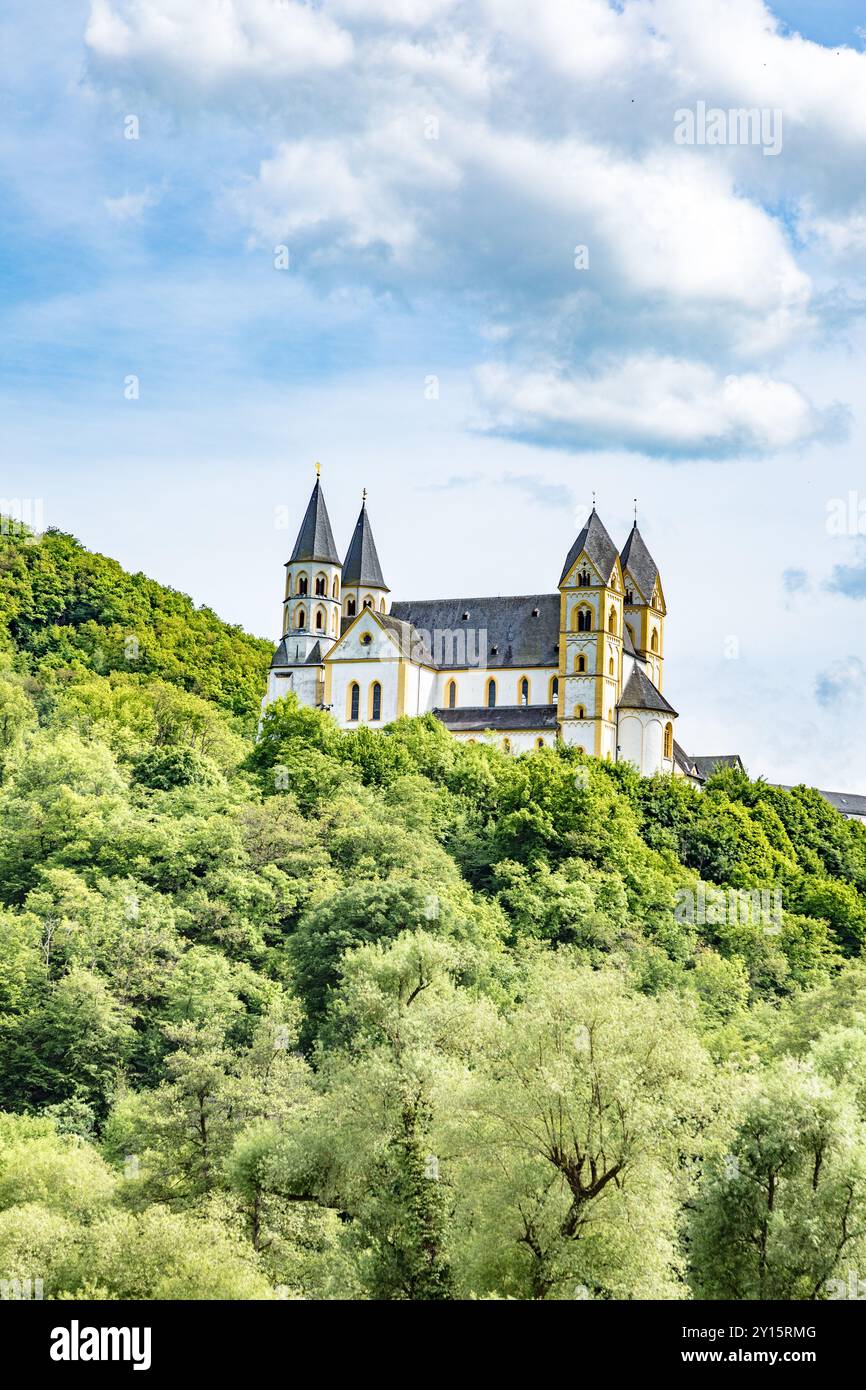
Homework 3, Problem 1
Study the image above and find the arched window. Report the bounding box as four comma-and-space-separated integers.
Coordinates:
576, 745, 585, 754
664, 722, 673, 759
379, 598, 386, 612
577, 654, 586, 673
315, 574, 327, 596
651, 629, 659, 653
608, 708, 613, 722
296, 574, 308, 596
503, 738, 511, 753
487, 679, 496, 709
332, 576, 340, 599
519, 677, 529, 707
578, 568, 591, 586
625, 588, 633, 605
608, 657, 614, 676
536, 737, 545, 749
608, 608, 617, 634
347, 597, 356, 617
349, 682, 360, 721
363, 597, 372, 609
315, 608, 324, 631
295, 607, 306, 629
576, 705, 585, 719
371, 681, 382, 721
577, 608, 592, 633
447, 679, 457, 710
549, 675, 559, 702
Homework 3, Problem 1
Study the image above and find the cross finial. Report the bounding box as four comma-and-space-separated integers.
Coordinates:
591, 490, 596, 510
362, 487, 367, 504
634, 497, 638, 523
315, 460, 321, 477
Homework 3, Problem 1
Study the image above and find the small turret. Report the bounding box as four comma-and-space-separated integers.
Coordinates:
558, 506, 624, 759
341, 490, 389, 620
282, 465, 342, 646
620, 519, 666, 689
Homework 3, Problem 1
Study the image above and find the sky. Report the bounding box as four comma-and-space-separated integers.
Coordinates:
1, 0, 865, 790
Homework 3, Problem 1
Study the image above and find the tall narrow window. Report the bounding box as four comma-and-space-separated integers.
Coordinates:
576, 705, 585, 719
349, 683, 360, 721
296, 608, 306, 629
608, 657, 614, 676
503, 738, 511, 753
371, 682, 382, 721
447, 679, 457, 709
347, 597, 356, 617
315, 608, 324, 631
550, 676, 559, 702
297, 574, 308, 596
577, 609, 592, 633
332, 576, 340, 598
520, 677, 529, 706
651, 629, 659, 653
315, 575, 326, 596
487, 679, 496, 709
664, 722, 673, 759
608, 609, 617, 634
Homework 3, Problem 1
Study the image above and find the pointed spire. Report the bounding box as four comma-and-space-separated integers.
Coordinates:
342, 491, 388, 590
289, 472, 340, 565
620, 521, 659, 602
560, 507, 619, 585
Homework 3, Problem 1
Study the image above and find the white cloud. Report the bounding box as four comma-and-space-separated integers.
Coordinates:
104, 187, 158, 220
236, 121, 460, 258
329, 0, 458, 23
86, 0, 353, 90
475, 355, 835, 456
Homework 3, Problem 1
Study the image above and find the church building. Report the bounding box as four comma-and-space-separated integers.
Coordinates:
263, 470, 723, 779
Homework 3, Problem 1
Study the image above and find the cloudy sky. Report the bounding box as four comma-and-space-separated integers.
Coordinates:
2, 0, 865, 789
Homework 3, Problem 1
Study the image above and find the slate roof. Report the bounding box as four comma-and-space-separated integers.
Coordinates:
559, 509, 620, 585
617, 664, 678, 716
673, 739, 698, 777
390, 595, 560, 670
689, 754, 745, 779
620, 523, 659, 603
772, 785, 866, 819
270, 636, 325, 668
434, 704, 559, 732
288, 479, 341, 565
342, 501, 388, 589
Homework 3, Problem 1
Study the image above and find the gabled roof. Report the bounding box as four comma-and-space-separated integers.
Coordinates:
690, 754, 745, 779
270, 635, 324, 668
434, 705, 559, 732
289, 478, 340, 565
342, 500, 388, 590
620, 523, 659, 603
560, 509, 620, 585
389, 595, 559, 669
673, 739, 698, 776
617, 665, 678, 716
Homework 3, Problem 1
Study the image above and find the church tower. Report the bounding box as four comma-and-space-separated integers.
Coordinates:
282, 467, 342, 650
620, 521, 666, 690
558, 509, 624, 758
341, 492, 389, 620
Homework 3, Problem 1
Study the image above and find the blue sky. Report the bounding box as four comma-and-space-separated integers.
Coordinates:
2, 0, 866, 788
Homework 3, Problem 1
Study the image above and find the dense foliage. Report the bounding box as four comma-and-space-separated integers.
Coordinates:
2, 524, 866, 1300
